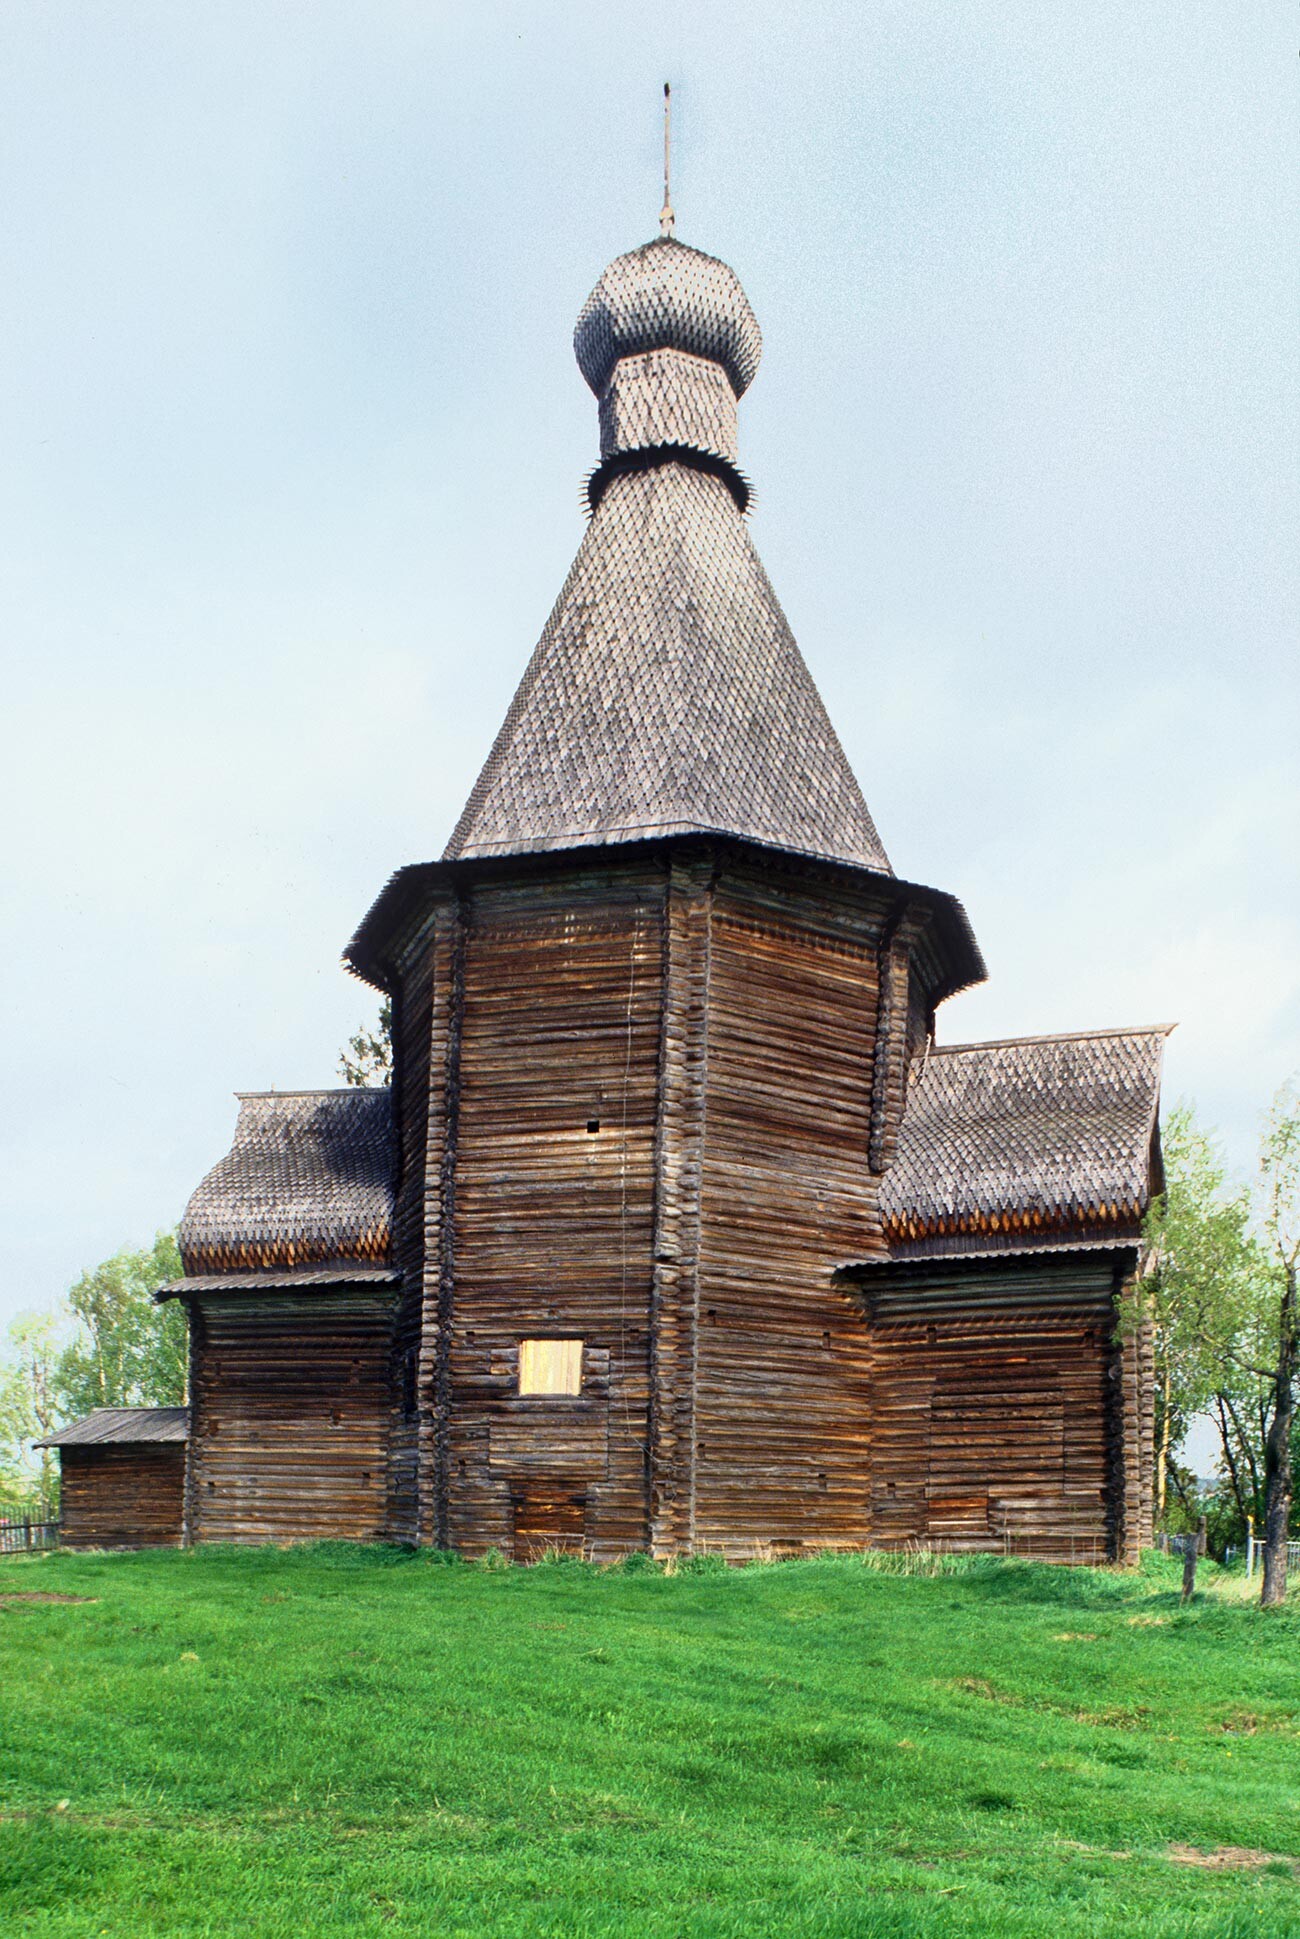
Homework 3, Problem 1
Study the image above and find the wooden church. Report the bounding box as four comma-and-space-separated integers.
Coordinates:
159, 223, 1166, 1564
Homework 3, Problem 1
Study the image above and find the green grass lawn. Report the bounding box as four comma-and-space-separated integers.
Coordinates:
1, 1545, 1297, 1937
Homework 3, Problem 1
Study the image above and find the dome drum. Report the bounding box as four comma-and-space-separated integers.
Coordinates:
598, 347, 738, 465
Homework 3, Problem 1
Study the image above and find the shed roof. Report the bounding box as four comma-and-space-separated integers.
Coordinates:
178, 1090, 394, 1275
872, 1024, 1172, 1261
35, 1407, 188, 1449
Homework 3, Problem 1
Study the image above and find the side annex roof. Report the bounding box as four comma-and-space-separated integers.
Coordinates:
35, 1407, 189, 1449
869, 1024, 1173, 1263
174, 1090, 395, 1278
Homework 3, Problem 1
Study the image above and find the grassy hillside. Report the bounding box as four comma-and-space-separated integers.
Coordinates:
1, 1545, 1297, 1937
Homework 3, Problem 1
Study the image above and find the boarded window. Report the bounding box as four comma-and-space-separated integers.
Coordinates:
518, 1339, 583, 1397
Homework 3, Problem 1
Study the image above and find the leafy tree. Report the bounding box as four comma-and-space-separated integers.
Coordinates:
339, 996, 392, 1088
1258, 1081, 1300, 1605
0, 1311, 63, 1514
1139, 1107, 1259, 1524
1143, 1087, 1300, 1604
55, 1232, 187, 1420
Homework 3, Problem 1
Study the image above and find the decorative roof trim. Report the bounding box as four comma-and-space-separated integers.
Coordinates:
157, 1263, 400, 1300
586, 443, 750, 515
835, 1239, 1141, 1281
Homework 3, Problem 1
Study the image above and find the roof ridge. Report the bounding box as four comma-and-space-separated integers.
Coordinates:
931, 1023, 1177, 1056
233, 1088, 387, 1101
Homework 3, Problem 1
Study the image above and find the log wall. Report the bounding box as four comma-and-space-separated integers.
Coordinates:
862, 1254, 1130, 1562
690, 860, 889, 1555
359, 840, 1155, 1565
441, 863, 666, 1559
59, 1445, 185, 1549
188, 1290, 397, 1543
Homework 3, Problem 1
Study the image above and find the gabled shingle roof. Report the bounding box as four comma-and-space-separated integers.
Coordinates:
875, 1025, 1172, 1260
178, 1090, 394, 1275
35, 1407, 188, 1449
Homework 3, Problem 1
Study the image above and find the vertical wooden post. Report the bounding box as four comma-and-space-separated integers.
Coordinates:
647, 850, 714, 1556
416, 893, 466, 1550
180, 1297, 201, 1548
1180, 1524, 1205, 1602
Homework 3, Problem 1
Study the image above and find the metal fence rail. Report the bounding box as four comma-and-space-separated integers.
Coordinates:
0, 1511, 59, 1554
1224, 1539, 1300, 1570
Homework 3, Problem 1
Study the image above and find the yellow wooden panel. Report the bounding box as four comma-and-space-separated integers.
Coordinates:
518, 1339, 583, 1397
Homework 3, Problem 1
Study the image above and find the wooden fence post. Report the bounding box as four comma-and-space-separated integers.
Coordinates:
1181, 1536, 1198, 1602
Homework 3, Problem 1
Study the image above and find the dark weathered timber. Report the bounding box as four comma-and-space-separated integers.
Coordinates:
428, 897, 466, 1550
58, 1446, 185, 1548
690, 859, 883, 1556
182, 1301, 201, 1546
857, 1251, 1140, 1562
647, 852, 715, 1554
441, 863, 666, 1559
396, 894, 459, 1548
187, 1290, 398, 1544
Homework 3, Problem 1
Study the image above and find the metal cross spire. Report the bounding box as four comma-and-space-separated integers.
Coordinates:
659, 82, 675, 238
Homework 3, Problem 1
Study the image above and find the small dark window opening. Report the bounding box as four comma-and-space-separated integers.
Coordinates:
401, 1346, 418, 1419
586, 1118, 601, 1134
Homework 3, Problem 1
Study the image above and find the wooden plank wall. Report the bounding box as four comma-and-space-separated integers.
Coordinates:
189, 1291, 397, 1543
59, 1446, 185, 1548
866, 1257, 1120, 1562
691, 861, 887, 1555
443, 864, 665, 1559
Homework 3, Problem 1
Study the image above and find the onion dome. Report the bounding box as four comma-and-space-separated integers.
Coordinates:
574, 238, 762, 399
574, 239, 763, 491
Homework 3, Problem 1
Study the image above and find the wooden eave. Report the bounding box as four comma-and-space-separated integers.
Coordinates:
344, 833, 986, 1007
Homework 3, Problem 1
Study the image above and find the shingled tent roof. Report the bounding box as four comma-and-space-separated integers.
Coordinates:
874, 1025, 1172, 1261
35, 1407, 188, 1449
444, 238, 891, 875
176, 1090, 394, 1277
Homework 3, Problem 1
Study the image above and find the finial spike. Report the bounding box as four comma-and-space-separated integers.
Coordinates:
659, 82, 675, 238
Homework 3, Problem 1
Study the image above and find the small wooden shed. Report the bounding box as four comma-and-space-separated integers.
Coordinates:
36, 1407, 189, 1548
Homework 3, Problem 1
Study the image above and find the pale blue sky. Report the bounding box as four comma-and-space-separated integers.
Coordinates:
1, 2, 1296, 1335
